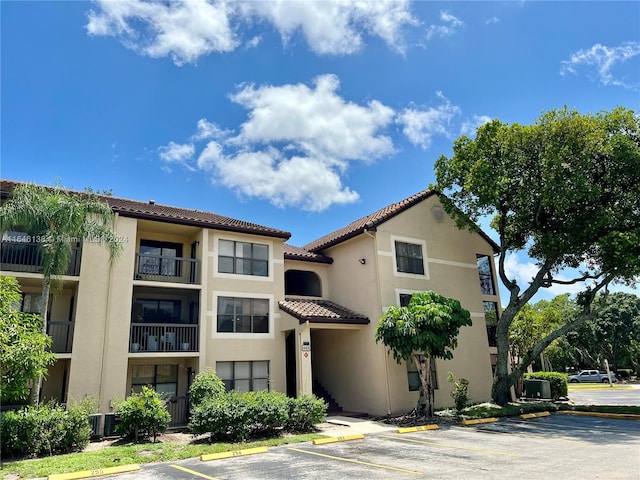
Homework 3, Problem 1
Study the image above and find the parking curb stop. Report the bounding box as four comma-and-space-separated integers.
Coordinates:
520, 411, 551, 419
461, 417, 498, 426
312, 434, 365, 445
397, 424, 439, 433
48, 464, 140, 480
201, 446, 268, 461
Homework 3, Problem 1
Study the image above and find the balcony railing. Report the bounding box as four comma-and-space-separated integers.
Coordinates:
134, 254, 200, 284
47, 321, 75, 353
0, 241, 81, 276
129, 324, 198, 353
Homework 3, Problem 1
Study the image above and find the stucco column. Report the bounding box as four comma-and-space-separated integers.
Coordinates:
298, 322, 312, 396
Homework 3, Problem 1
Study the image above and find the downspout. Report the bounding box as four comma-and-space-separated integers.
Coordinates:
365, 228, 392, 415
98, 215, 117, 411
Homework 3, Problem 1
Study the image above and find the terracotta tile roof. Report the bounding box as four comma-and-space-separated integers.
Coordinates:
303, 189, 438, 252
303, 188, 500, 254
1, 179, 291, 240
283, 244, 333, 264
278, 298, 369, 325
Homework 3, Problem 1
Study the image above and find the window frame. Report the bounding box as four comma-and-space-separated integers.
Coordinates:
131, 364, 178, 397
216, 360, 269, 392
217, 239, 269, 277
133, 298, 182, 324
483, 301, 499, 347
476, 254, 496, 296
212, 291, 274, 339
391, 236, 429, 279
216, 296, 270, 334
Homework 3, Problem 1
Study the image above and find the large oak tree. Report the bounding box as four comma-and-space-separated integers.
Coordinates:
434, 107, 640, 405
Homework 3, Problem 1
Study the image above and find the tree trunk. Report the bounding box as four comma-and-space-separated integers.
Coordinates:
413, 354, 433, 417
29, 277, 51, 405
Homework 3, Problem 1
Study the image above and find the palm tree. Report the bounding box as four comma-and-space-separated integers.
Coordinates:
0, 182, 122, 403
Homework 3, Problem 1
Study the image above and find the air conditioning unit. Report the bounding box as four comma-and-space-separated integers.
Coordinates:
103, 413, 121, 437
88, 413, 102, 439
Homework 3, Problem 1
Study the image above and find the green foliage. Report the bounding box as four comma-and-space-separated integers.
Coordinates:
434, 107, 640, 404
116, 387, 171, 442
375, 291, 472, 415
189, 391, 326, 442
0, 403, 91, 458
0, 276, 56, 403
285, 395, 328, 432
188, 368, 226, 407
375, 291, 472, 362
447, 372, 470, 413
524, 372, 568, 400
1, 183, 122, 403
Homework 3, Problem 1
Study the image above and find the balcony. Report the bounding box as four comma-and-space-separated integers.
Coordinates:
0, 241, 81, 276
47, 321, 75, 353
129, 324, 198, 353
134, 254, 200, 285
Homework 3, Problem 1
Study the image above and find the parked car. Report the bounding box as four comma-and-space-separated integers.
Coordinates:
567, 370, 617, 383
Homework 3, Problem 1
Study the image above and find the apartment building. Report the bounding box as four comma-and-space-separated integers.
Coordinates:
1, 180, 500, 425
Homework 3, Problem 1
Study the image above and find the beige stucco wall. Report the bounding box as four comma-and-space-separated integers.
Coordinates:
315, 195, 497, 415
203, 231, 288, 393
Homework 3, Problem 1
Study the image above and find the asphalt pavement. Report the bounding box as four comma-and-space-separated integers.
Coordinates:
568, 384, 640, 406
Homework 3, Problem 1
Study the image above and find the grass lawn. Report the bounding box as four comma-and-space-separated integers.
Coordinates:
0, 433, 324, 480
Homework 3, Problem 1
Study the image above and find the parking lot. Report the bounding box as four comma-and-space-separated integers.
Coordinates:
109, 414, 639, 480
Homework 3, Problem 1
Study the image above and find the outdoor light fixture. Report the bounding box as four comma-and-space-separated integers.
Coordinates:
359, 258, 366, 265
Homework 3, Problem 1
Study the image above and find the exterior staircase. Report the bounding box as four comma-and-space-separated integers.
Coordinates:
313, 380, 343, 414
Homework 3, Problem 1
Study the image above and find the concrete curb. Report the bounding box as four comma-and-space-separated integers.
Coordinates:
558, 411, 640, 420
48, 464, 140, 480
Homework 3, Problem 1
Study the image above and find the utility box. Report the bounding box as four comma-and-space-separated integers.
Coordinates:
88, 413, 102, 439
103, 413, 120, 437
524, 379, 552, 399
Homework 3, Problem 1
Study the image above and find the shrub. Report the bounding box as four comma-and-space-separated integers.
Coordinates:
189, 390, 299, 442
189, 369, 226, 407
524, 372, 568, 400
447, 372, 470, 414
286, 395, 327, 432
116, 387, 171, 442
0, 402, 90, 458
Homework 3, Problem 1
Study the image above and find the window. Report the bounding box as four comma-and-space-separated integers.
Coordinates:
139, 240, 183, 277
399, 293, 413, 307
216, 361, 269, 392
218, 240, 268, 277
395, 241, 424, 275
217, 297, 269, 333
484, 301, 498, 347
133, 299, 181, 323
476, 255, 495, 295
407, 355, 438, 391
285, 270, 321, 297
131, 364, 178, 397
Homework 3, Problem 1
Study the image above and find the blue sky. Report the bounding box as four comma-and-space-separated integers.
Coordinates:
2, 1, 639, 302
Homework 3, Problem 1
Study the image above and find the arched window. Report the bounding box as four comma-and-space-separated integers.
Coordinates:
285, 270, 322, 297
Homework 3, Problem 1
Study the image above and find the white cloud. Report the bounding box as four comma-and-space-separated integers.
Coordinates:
161, 75, 396, 211
426, 10, 463, 40
192, 118, 231, 141
85, 0, 416, 64
560, 41, 640, 88
229, 74, 395, 163
211, 149, 360, 211
249, 0, 416, 55
396, 92, 460, 148
486, 16, 499, 25
86, 0, 239, 65
245, 35, 261, 49
460, 115, 492, 137
158, 141, 195, 170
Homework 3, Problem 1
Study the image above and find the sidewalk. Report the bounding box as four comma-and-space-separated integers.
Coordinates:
316, 416, 397, 437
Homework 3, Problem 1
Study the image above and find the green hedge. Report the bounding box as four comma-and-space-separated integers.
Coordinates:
524, 372, 568, 399
116, 387, 171, 442
189, 391, 327, 442
0, 403, 91, 458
